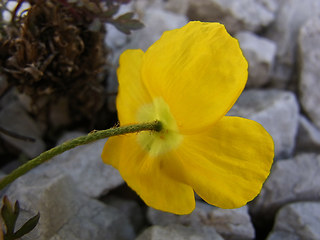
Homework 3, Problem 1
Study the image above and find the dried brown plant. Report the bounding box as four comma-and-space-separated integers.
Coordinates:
0, 0, 142, 129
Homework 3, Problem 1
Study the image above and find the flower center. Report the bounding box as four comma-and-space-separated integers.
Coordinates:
136, 97, 183, 157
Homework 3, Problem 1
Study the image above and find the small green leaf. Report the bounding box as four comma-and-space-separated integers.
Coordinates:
111, 22, 130, 34
1, 196, 17, 235
2, 196, 13, 213
13, 213, 40, 239
111, 18, 144, 34
123, 20, 145, 30
117, 12, 134, 21
109, 11, 144, 34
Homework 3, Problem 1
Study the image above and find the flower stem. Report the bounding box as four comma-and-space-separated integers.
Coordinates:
0, 120, 162, 190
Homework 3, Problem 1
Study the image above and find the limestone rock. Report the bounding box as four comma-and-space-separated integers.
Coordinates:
136, 225, 224, 240
0, 101, 45, 158
267, 202, 320, 240
236, 31, 276, 88
250, 153, 320, 221
228, 89, 299, 158
207, 207, 254, 240
296, 115, 320, 152
187, 0, 274, 33
163, 0, 190, 15
3, 168, 135, 240
125, 8, 188, 51
148, 202, 254, 240
134, 0, 189, 15
266, 0, 320, 87
298, 17, 320, 129
133, 0, 163, 15
104, 195, 144, 233
106, 0, 187, 53
256, 0, 279, 13
40, 131, 124, 198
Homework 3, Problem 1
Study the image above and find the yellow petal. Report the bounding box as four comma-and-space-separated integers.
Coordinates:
141, 21, 248, 133
116, 49, 152, 125
167, 116, 274, 208
101, 136, 123, 169
101, 134, 195, 214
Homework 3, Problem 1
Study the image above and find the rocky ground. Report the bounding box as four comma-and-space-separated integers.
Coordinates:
1, 0, 320, 239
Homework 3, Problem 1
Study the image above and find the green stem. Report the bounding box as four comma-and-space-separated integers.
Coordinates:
0, 121, 162, 190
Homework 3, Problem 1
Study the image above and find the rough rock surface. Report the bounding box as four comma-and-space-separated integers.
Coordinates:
3, 168, 135, 240
298, 17, 320, 129
125, 8, 188, 52
267, 202, 320, 240
136, 225, 224, 240
266, 0, 320, 86
148, 202, 254, 240
104, 196, 144, 233
228, 89, 299, 158
256, 0, 279, 13
0, 100, 45, 158
236, 31, 276, 88
296, 115, 320, 152
134, 0, 190, 15
40, 131, 124, 198
187, 0, 274, 33
163, 0, 190, 15
106, 1, 188, 55
250, 153, 320, 220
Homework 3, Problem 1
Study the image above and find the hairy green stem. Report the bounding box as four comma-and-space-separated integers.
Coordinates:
0, 121, 162, 190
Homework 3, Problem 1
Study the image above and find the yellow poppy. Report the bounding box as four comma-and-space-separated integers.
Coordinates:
102, 21, 274, 214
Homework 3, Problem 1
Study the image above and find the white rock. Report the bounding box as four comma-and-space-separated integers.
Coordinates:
228, 89, 299, 158
163, 0, 190, 15
108, 0, 188, 53
136, 225, 224, 240
266, 0, 320, 87
256, 0, 279, 13
3, 169, 135, 240
187, 0, 274, 33
39, 131, 124, 198
236, 31, 276, 88
134, 0, 189, 15
125, 8, 188, 51
104, 196, 144, 233
208, 207, 255, 240
0, 101, 45, 158
267, 202, 320, 240
296, 115, 320, 152
133, 0, 163, 15
250, 153, 320, 221
105, 24, 129, 50
148, 202, 255, 240
298, 17, 320, 129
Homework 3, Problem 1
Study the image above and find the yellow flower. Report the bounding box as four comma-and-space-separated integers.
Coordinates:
102, 21, 274, 214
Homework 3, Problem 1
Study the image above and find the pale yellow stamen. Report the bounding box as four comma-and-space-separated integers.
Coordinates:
136, 97, 183, 157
